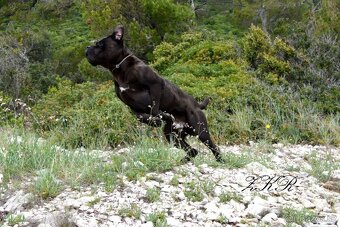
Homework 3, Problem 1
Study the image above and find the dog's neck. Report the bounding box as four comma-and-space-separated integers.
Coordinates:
110, 48, 133, 72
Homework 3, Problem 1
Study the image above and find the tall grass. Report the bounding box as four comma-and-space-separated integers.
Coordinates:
207, 83, 340, 145
0, 127, 115, 195
0, 127, 184, 197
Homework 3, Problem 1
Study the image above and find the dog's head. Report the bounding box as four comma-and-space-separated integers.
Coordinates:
85, 25, 125, 68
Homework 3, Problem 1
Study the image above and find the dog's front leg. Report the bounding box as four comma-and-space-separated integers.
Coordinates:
149, 82, 162, 116
149, 81, 174, 122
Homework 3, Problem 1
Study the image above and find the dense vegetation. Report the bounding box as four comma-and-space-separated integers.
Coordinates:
0, 0, 339, 148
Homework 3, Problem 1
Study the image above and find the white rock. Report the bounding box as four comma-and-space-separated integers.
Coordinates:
167, 217, 182, 227
38, 211, 70, 227
313, 198, 329, 212
175, 191, 186, 201
161, 185, 173, 193
252, 196, 269, 206
72, 216, 98, 227
245, 204, 269, 218
144, 180, 160, 188
219, 204, 234, 218
213, 186, 223, 197
334, 202, 340, 214
277, 217, 287, 226
64, 198, 81, 209
299, 198, 316, 209
330, 170, 340, 181
245, 197, 270, 218
141, 221, 153, 227
262, 212, 278, 223
245, 162, 275, 175
3, 190, 33, 212
229, 200, 245, 213
205, 211, 220, 221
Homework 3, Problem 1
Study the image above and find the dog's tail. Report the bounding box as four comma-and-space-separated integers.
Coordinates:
199, 97, 210, 110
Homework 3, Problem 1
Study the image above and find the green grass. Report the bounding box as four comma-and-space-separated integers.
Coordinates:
110, 136, 183, 181
147, 211, 168, 227
146, 187, 161, 203
169, 175, 179, 186
33, 170, 61, 199
184, 180, 204, 202
285, 165, 301, 172
219, 191, 243, 203
86, 197, 101, 207
0, 127, 184, 198
306, 151, 340, 182
280, 207, 316, 225
216, 214, 229, 225
193, 151, 253, 169
118, 203, 141, 219
5, 214, 25, 226
0, 128, 119, 197
201, 180, 216, 196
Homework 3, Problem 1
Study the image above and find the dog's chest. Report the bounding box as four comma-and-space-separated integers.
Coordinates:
119, 85, 133, 92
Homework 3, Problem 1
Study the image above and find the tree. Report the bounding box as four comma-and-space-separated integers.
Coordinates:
80, 0, 194, 57
0, 35, 30, 98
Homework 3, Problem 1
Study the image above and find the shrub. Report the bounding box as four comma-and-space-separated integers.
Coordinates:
0, 92, 15, 125
150, 29, 339, 146
32, 79, 136, 148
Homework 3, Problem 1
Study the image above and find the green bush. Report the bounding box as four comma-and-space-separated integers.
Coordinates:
241, 25, 307, 84
150, 30, 339, 146
79, 0, 193, 58
0, 92, 15, 125
32, 79, 136, 148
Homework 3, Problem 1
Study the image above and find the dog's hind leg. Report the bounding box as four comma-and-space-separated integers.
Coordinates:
163, 122, 198, 163
187, 109, 223, 162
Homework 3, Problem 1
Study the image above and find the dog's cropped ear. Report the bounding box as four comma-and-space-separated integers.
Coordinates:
112, 25, 124, 42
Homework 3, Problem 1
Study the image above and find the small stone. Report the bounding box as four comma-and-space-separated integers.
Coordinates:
299, 198, 316, 209
245, 162, 275, 175
206, 211, 219, 221
167, 217, 182, 227
175, 191, 186, 201
219, 204, 234, 218
38, 211, 70, 227
313, 198, 329, 212
334, 203, 340, 214
72, 216, 98, 227
229, 200, 245, 213
64, 198, 81, 209
262, 213, 278, 223
315, 213, 338, 225
245, 197, 270, 218
245, 204, 269, 218
141, 221, 153, 227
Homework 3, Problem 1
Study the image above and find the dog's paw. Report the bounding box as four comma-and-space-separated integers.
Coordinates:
215, 156, 226, 164
180, 156, 192, 164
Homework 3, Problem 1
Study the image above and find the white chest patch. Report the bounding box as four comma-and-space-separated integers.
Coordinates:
119, 86, 129, 92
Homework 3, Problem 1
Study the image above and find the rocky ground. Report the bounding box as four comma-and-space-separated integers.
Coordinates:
0, 144, 339, 227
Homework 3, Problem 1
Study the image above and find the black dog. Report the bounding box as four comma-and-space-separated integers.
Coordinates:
86, 25, 222, 162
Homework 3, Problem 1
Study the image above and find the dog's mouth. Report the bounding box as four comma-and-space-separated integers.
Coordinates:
85, 54, 98, 66
87, 58, 97, 66
85, 48, 98, 66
